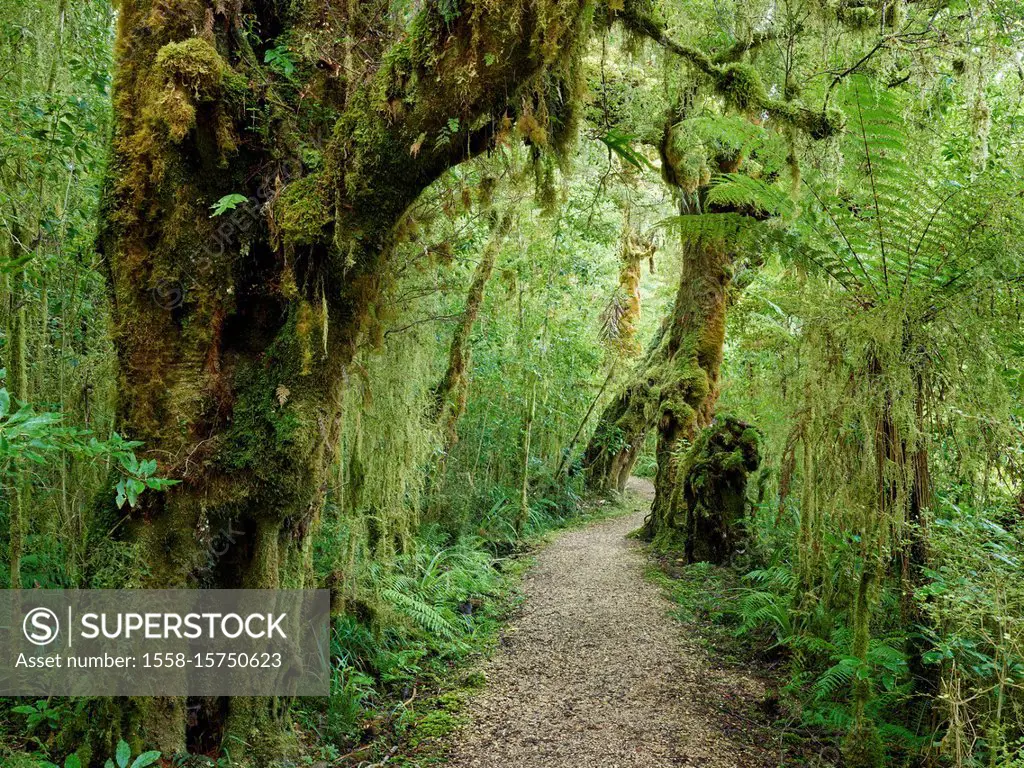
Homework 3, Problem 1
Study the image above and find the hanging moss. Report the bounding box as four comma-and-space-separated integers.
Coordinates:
153, 38, 226, 141
615, 4, 846, 141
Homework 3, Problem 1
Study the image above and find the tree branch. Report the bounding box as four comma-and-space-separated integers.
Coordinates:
617, 2, 844, 140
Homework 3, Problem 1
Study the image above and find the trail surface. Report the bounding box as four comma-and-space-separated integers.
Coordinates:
445, 478, 771, 768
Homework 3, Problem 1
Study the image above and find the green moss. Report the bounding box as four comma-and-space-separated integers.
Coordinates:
776, 101, 846, 140
224, 697, 299, 766
412, 709, 467, 743
374, 38, 418, 111
839, 5, 876, 28
156, 38, 225, 98
646, 417, 761, 561
842, 718, 886, 768
149, 38, 228, 143
718, 63, 769, 112
275, 174, 331, 249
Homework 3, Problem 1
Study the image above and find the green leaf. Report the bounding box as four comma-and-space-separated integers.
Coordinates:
209, 193, 249, 217
130, 751, 162, 768
105, 760, 115, 768
264, 45, 295, 77
11, 705, 38, 714
597, 129, 654, 172
0, 388, 9, 417
116, 739, 131, 768
65, 755, 82, 768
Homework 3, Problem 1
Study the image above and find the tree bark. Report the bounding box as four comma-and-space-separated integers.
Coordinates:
581, 231, 660, 492
644, 416, 759, 560
581, 316, 668, 492
7, 232, 29, 591
100, 0, 591, 759
639, 235, 734, 546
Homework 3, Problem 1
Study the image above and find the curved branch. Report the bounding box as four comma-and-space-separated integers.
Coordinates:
617, 2, 844, 140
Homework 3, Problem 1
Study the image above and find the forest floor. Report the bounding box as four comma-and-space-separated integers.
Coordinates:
439, 478, 778, 768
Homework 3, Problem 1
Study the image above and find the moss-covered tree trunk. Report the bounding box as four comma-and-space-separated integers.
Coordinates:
580, 229, 657, 492
581, 317, 668, 492
432, 210, 513, 455
637, 235, 735, 548
100, 0, 590, 760
582, 229, 730, 499
6, 246, 28, 590
645, 416, 759, 560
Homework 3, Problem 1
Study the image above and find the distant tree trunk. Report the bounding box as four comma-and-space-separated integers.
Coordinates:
582, 239, 731, 500
581, 317, 668, 492
100, 0, 591, 759
432, 210, 514, 456
556, 366, 614, 478
7, 233, 29, 591
580, 229, 656, 492
583, 119, 742, 496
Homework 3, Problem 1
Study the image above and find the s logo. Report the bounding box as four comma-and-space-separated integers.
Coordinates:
23, 607, 60, 646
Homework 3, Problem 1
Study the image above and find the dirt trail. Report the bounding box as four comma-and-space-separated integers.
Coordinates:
444, 477, 771, 768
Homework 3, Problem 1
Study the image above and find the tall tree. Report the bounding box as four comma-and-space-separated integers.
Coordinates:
100, 0, 590, 758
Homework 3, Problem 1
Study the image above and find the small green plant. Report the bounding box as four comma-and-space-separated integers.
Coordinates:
10, 699, 62, 732
208, 193, 248, 217
104, 740, 161, 768
263, 45, 295, 78
0, 382, 178, 511
112, 444, 179, 509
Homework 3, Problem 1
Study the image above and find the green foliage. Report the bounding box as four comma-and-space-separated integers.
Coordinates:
263, 45, 296, 79
715, 68, 1024, 765
597, 129, 655, 172
101, 740, 159, 768
2, 0, 1024, 764
10, 700, 63, 734
207, 193, 248, 218
0, 386, 176, 512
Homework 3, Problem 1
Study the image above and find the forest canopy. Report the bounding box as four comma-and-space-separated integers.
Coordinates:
1, 0, 1023, 766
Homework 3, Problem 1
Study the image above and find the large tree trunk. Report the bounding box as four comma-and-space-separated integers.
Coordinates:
99, 0, 590, 759
582, 238, 730, 501
581, 316, 668, 492
639, 235, 732, 545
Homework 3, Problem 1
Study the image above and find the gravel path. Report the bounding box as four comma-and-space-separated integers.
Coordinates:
444, 478, 770, 768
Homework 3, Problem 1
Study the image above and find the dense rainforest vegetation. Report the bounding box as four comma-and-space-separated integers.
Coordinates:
1, 0, 1023, 765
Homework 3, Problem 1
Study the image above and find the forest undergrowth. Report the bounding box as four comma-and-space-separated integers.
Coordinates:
295, 489, 630, 767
